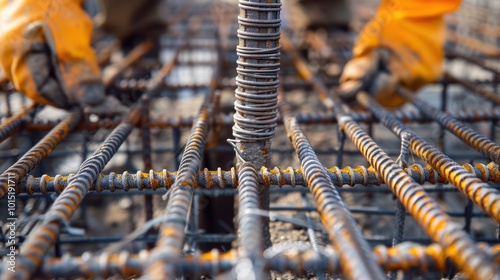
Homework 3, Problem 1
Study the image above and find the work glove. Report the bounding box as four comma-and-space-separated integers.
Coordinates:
340, 0, 461, 108
0, 0, 104, 109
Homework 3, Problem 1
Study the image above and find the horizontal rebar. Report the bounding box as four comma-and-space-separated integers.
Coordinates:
21, 107, 500, 131
25, 243, 500, 278
18, 161, 500, 194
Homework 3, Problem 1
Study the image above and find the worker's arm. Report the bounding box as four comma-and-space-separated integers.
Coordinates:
340, 0, 461, 108
0, 0, 104, 108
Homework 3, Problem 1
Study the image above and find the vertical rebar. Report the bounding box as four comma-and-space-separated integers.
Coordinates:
390, 132, 411, 280
141, 96, 154, 249
232, 0, 281, 249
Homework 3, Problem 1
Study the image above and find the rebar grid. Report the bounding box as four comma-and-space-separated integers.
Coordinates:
0, 1, 500, 279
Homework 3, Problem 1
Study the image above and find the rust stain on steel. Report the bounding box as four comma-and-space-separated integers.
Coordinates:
0, 110, 82, 198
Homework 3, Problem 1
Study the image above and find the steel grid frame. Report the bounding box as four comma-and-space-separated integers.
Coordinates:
0, 0, 500, 279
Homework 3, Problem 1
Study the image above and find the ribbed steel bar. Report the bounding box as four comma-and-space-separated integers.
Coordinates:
3, 47, 182, 280
0, 110, 82, 198
282, 105, 385, 278
399, 87, 500, 164
144, 44, 216, 276
334, 94, 499, 279
21, 107, 500, 131
357, 91, 500, 224
235, 162, 265, 279
232, 0, 281, 166
232, 0, 282, 250
18, 161, 500, 194
144, 107, 210, 279
17, 241, 500, 278
0, 104, 37, 143
281, 33, 499, 278
446, 73, 500, 106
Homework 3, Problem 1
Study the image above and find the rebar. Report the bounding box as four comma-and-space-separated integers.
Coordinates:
144, 62, 214, 279
446, 73, 500, 106
23, 242, 500, 278
1, 1, 499, 278
282, 34, 499, 279
0, 110, 82, 198
20, 107, 500, 131
0, 104, 37, 143
231, 0, 282, 251
2, 46, 181, 280
398, 87, 500, 164
357, 91, 500, 224
336, 96, 499, 279
281, 98, 385, 278
235, 162, 265, 279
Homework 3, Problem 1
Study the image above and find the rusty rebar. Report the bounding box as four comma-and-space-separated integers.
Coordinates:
357, 91, 500, 224
144, 108, 210, 279
8, 242, 498, 278
281, 93, 385, 279
231, 0, 282, 251
3, 46, 181, 280
235, 162, 265, 279
0, 110, 82, 198
398, 87, 500, 164
18, 161, 500, 194
144, 46, 215, 277
21, 107, 500, 131
281, 32, 499, 278
0, 104, 37, 143
446, 49, 500, 77
446, 73, 500, 106
336, 96, 499, 279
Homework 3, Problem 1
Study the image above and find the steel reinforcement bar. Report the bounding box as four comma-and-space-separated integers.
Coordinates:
398, 87, 500, 164
21, 107, 500, 131
26, 242, 500, 278
17, 161, 500, 194
0, 104, 37, 143
336, 93, 499, 279
281, 35, 499, 279
280, 93, 385, 279
2, 46, 182, 280
356, 91, 500, 224
0, 110, 82, 198
144, 34, 217, 277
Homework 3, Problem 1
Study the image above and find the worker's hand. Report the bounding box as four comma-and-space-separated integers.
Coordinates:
339, 0, 461, 108
0, 0, 104, 109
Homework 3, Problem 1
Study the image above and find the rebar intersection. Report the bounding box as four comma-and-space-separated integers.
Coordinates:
1, 1, 500, 279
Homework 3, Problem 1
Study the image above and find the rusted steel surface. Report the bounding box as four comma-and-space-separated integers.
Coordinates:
20, 107, 500, 131
446, 73, 500, 106
0, 104, 37, 142
1, 46, 182, 280
398, 87, 500, 164
335, 96, 499, 279
0, 0, 499, 279
26, 242, 500, 278
357, 91, 500, 224
18, 161, 500, 194
0, 110, 82, 198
